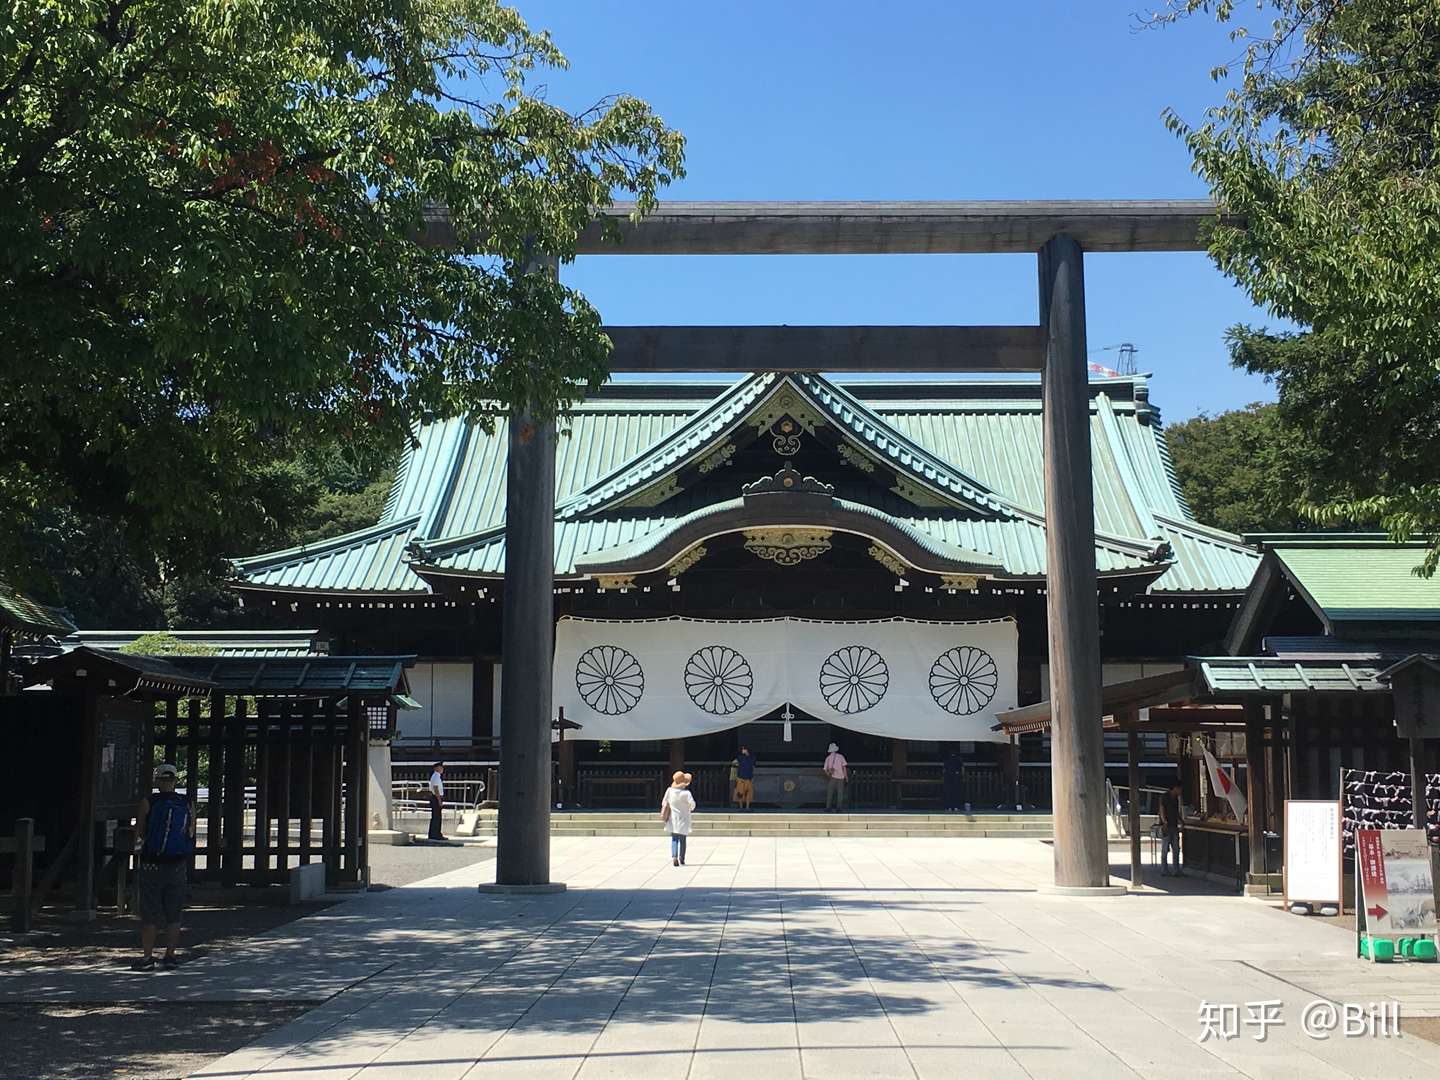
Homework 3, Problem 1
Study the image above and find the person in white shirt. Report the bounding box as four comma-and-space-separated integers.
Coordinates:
427, 762, 445, 841
823, 743, 849, 812
661, 771, 696, 866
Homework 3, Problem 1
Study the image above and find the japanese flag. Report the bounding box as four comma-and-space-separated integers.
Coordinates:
1202, 746, 1247, 825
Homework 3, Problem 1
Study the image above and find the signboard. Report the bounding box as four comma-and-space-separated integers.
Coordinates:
1284, 800, 1342, 908
1389, 663, 1440, 739
1356, 828, 1438, 945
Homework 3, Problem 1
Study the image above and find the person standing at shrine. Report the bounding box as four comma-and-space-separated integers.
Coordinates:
427, 761, 446, 841
662, 771, 696, 866
823, 742, 848, 812
942, 744, 966, 811
132, 764, 194, 971
1159, 779, 1184, 877
735, 746, 756, 810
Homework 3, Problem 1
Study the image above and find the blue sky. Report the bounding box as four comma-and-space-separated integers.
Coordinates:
518, 1, 1282, 421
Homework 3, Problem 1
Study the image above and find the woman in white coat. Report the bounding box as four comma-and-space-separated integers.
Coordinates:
662, 771, 696, 866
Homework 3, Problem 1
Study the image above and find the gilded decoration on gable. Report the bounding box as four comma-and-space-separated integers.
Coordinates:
623, 475, 680, 508
595, 574, 636, 591
867, 544, 907, 577
891, 477, 951, 508
666, 545, 708, 578
837, 442, 876, 474
741, 463, 834, 498
940, 574, 980, 591
750, 389, 823, 437
697, 443, 736, 474
771, 417, 803, 456
743, 528, 832, 567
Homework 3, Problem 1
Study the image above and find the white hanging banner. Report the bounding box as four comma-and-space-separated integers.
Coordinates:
554, 616, 1016, 743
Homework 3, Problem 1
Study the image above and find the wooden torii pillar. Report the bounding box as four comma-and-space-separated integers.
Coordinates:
488, 253, 566, 893
1039, 234, 1110, 890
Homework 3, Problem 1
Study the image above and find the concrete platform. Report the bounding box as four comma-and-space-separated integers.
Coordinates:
465, 809, 1057, 839
172, 836, 1440, 1079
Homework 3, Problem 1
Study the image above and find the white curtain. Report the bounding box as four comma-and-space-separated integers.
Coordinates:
553, 616, 1016, 743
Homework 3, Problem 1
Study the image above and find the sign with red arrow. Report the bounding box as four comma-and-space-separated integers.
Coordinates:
1356, 828, 1436, 950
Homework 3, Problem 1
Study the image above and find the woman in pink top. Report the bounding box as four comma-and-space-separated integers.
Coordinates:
823, 743, 848, 812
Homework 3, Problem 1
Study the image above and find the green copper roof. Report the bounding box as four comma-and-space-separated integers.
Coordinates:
1195, 655, 1388, 694
235, 373, 1259, 596
1270, 539, 1440, 625
0, 580, 76, 638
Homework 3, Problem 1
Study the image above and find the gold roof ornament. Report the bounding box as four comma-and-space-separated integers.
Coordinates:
743, 528, 832, 566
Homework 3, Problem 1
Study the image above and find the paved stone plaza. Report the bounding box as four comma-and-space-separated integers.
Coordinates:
10, 837, 1440, 1078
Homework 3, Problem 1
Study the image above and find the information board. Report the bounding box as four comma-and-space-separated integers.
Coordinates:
1356, 828, 1438, 939
1284, 800, 1343, 908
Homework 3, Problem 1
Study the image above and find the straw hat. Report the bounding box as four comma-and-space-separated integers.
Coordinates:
672, 770, 687, 785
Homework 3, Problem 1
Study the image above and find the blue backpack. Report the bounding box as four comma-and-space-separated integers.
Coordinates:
143, 791, 194, 859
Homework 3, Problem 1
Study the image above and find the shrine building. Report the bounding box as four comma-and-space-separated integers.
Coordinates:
231, 370, 1259, 807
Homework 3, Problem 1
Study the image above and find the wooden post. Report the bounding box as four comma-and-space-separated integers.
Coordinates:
75, 692, 100, 916
207, 692, 225, 878
557, 735, 576, 808
668, 738, 686, 774
1411, 736, 1427, 831
13, 817, 34, 933
1004, 734, 1021, 809
891, 738, 908, 778
1246, 703, 1268, 883
223, 697, 247, 886
495, 398, 558, 887
254, 700, 272, 882
345, 696, 367, 885
113, 826, 131, 915
1125, 724, 1142, 890
1039, 233, 1108, 889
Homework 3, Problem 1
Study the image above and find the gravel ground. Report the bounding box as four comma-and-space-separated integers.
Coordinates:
368, 838, 494, 889
0, 842, 496, 1080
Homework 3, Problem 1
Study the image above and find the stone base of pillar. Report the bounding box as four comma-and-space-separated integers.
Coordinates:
1036, 884, 1128, 897
477, 882, 567, 895
366, 740, 395, 832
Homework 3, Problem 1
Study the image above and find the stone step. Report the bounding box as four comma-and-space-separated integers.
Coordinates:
541, 817, 1048, 823
543, 824, 1053, 833
535, 835, 1054, 840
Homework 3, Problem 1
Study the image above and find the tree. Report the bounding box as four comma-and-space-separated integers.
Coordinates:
0, 1, 684, 597
1159, 0, 1440, 572
1166, 404, 1314, 535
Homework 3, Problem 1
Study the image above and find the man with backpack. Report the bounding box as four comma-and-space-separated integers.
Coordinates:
133, 763, 195, 971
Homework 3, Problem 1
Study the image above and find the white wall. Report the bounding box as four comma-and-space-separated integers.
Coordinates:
401, 661, 474, 740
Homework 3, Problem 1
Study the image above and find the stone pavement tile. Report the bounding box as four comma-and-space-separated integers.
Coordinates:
687, 1047, 803, 1080
572, 1049, 695, 1079
799, 1046, 917, 1079
1006, 1046, 1144, 1079
461, 1053, 588, 1079
906, 1045, 1031, 1079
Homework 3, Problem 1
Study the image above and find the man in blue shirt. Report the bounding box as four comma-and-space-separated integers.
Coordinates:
735, 746, 756, 810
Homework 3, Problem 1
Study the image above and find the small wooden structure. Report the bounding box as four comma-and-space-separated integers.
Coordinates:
0, 579, 76, 693
2, 648, 214, 917
19, 648, 415, 896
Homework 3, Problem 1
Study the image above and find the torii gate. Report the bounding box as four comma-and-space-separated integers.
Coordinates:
427, 200, 1220, 894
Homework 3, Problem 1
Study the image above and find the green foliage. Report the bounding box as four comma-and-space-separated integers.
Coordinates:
117, 631, 218, 656
1158, 0, 1440, 573
1165, 403, 1314, 535
0, 0, 684, 596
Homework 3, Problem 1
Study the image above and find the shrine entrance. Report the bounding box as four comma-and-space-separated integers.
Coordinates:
424, 199, 1223, 890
